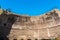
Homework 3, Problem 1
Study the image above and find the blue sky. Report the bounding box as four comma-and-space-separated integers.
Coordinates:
0, 0, 60, 16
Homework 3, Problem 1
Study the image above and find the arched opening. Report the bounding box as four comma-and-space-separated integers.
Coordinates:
41, 39, 52, 40
27, 39, 31, 40
13, 38, 17, 40
35, 39, 38, 40
21, 39, 24, 40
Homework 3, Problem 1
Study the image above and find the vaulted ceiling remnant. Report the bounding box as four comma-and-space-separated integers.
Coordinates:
0, 9, 60, 40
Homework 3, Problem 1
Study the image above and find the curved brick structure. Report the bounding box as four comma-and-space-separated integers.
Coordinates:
0, 9, 60, 40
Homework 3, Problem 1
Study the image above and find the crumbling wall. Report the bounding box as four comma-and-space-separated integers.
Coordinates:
0, 9, 60, 40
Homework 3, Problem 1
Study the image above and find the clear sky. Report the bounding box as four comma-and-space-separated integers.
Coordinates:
0, 0, 60, 16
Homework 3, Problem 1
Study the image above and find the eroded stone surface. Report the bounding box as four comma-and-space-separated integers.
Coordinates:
0, 9, 60, 40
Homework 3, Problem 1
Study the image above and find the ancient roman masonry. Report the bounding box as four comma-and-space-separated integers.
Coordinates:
0, 9, 60, 40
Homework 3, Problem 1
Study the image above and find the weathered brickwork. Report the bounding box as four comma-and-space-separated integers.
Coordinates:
0, 9, 60, 40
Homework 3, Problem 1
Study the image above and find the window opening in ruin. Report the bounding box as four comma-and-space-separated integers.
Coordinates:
41, 39, 52, 40
46, 16, 52, 20
53, 11, 58, 16
27, 39, 31, 40
13, 38, 17, 40
35, 39, 38, 40
50, 12, 59, 18
51, 13, 59, 21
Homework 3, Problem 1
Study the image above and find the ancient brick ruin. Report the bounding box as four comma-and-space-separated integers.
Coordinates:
0, 9, 60, 40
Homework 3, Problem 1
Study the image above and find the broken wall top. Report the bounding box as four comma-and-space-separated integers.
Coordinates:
0, 9, 60, 29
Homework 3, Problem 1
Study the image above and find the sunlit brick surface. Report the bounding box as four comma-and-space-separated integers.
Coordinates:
0, 9, 60, 40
